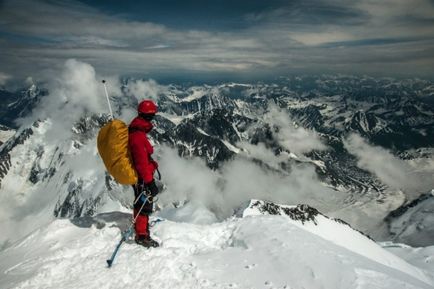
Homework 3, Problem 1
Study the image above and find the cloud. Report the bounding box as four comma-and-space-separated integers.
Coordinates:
157, 145, 344, 221
264, 102, 327, 155
0, 60, 126, 246
343, 133, 434, 199
24, 76, 34, 86
1, 0, 434, 79
18, 59, 118, 141
0, 72, 12, 86
237, 142, 288, 171
124, 79, 166, 102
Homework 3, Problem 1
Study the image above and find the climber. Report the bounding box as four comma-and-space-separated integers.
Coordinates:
128, 99, 160, 248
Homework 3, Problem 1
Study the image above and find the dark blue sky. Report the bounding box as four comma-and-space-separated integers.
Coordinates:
79, 0, 274, 30
1, 0, 434, 84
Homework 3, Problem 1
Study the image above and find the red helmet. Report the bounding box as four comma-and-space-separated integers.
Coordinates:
138, 100, 158, 115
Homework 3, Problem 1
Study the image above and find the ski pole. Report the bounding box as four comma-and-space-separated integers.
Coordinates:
102, 80, 113, 120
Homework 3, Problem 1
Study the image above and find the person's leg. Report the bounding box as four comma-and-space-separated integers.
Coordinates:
133, 184, 159, 247
134, 209, 149, 237
133, 183, 151, 237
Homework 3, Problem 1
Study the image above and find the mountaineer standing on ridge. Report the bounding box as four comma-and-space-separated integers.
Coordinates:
128, 99, 160, 248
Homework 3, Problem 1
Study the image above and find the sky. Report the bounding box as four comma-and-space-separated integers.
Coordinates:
1, 0, 434, 83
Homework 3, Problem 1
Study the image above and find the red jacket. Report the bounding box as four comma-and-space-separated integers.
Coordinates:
128, 116, 157, 184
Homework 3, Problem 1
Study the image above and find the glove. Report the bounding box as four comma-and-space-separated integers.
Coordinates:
145, 180, 159, 197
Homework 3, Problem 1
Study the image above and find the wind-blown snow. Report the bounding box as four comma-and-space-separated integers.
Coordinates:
0, 202, 432, 289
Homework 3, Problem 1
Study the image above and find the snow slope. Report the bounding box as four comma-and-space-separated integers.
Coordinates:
386, 190, 434, 247
381, 242, 434, 280
0, 201, 432, 289
0, 126, 15, 144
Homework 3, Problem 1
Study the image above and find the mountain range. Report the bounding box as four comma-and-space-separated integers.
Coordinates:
0, 75, 433, 249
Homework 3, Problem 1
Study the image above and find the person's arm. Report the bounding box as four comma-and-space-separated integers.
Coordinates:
129, 132, 154, 184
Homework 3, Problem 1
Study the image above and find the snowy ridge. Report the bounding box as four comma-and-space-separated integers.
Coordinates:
242, 200, 431, 285
0, 126, 15, 144
0, 200, 432, 289
385, 190, 434, 247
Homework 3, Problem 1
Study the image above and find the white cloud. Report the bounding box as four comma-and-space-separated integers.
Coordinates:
157, 145, 344, 220
343, 133, 434, 199
124, 79, 164, 102
0, 72, 11, 86
18, 59, 113, 141
2, 0, 434, 79
291, 30, 355, 46
237, 141, 288, 171
24, 76, 34, 86
264, 102, 327, 155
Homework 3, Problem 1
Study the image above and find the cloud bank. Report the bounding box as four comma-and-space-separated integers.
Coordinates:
157, 145, 344, 221
343, 133, 434, 199
1, 0, 434, 80
264, 102, 327, 154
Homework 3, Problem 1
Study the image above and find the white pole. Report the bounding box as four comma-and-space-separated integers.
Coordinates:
102, 80, 114, 119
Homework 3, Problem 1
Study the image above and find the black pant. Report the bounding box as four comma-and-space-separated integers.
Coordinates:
132, 182, 154, 216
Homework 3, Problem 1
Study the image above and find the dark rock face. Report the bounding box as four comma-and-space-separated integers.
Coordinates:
73, 114, 111, 142
251, 200, 320, 225
289, 105, 325, 130
246, 199, 373, 240
0, 127, 33, 188
159, 120, 235, 169
54, 180, 102, 218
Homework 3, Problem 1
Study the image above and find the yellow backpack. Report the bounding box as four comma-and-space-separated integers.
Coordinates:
97, 119, 138, 185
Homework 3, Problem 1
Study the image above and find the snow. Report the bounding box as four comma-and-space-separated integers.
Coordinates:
310, 159, 326, 170
242, 200, 432, 285
386, 192, 434, 247
196, 127, 210, 136
0, 119, 125, 248
0, 129, 16, 144
381, 242, 434, 281
221, 140, 240, 153
0, 201, 433, 289
2, 76, 434, 288
220, 82, 251, 88
180, 87, 207, 102
158, 112, 189, 126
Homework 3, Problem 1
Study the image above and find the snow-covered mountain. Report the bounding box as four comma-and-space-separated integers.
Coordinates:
0, 85, 45, 129
385, 190, 434, 247
0, 75, 433, 256
0, 200, 432, 289
1, 72, 434, 289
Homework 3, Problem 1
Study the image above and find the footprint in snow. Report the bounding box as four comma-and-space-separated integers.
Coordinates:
244, 263, 257, 269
